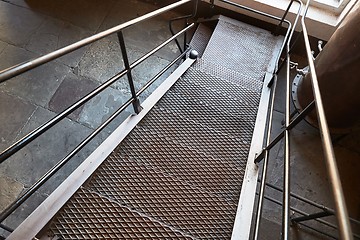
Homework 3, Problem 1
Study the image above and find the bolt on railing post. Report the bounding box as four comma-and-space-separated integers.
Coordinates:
117, 31, 142, 114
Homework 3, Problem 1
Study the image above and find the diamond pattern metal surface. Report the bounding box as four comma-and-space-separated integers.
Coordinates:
202, 15, 282, 82
193, 58, 263, 93
117, 125, 245, 203
85, 157, 237, 239
189, 23, 213, 57
49, 188, 191, 239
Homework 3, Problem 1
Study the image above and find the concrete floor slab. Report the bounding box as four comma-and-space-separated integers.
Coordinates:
0, 1, 44, 47
26, 16, 93, 68
48, 72, 99, 122
0, 44, 70, 107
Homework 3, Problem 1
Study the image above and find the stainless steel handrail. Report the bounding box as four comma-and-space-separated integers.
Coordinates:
254, 0, 354, 239
0, 0, 192, 83
300, 1, 353, 238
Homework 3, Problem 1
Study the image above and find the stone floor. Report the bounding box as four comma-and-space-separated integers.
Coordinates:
0, 0, 359, 239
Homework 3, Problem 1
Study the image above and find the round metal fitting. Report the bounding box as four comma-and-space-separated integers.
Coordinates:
189, 50, 199, 59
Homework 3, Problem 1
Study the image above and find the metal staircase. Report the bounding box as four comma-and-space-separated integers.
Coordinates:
6, 13, 283, 239
0, 0, 355, 239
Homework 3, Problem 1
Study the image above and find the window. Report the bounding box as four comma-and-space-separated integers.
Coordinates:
301, 0, 352, 15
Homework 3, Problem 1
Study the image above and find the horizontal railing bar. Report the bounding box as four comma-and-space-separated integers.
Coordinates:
0, 97, 134, 223
297, 222, 337, 240
301, 1, 353, 238
137, 48, 191, 97
0, 0, 192, 83
260, 193, 339, 234
0, 69, 127, 165
265, 181, 360, 225
291, 211, 333, 223
130, 23, 195, 69
218, 0, 289, 22
261, 193, 360, 239
255, 100, 315, 163
0, 223, 13, 233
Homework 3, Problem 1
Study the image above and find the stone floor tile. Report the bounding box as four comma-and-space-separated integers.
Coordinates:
26, 17, 93, 68
0, 176, 24, 213
78, 86, 132, 130
0, 1, 45, 47
0, 107, 95, 187
98, 0, 183, 61
0, 44, 70, 107
52, 0, 116, 32
77, 36, 173, 90
2, 0, 56, 15
0, 91, 37, 151
48, 73, 99, 121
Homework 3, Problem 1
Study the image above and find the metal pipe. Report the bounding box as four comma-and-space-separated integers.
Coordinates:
259, 193, 360, 239
117, 31, 142, 114
274, 0, 295, 35
296, 3, 360, 131
253, 2, 302, 238
255, 100, 315, 163
0, 223, 13, 233
0, 97, 134, 223
291, 210, 333, 223
282, 14, 294, 240
264, 181, 360, 226
169, 0, 198, 53
0, 0, 192, 83
254, 74, 278, 240
0, 70, 127, 165
301, 1, 353, 239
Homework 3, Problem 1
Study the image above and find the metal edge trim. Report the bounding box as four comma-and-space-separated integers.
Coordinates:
231, 37, 284, 240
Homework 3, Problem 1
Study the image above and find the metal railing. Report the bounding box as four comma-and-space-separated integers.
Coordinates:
253, 0, 355, 239
0, 0, 196, 232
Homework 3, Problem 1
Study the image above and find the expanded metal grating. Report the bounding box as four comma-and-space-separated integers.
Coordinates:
118, 124, 245, 203
189, 23, 213, 57
45, 14, 284, 240
202, 15, 282, 82
85, 157, 237, 239
48, 188, 191, 239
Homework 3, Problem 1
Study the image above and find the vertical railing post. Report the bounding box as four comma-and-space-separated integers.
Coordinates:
117, 31, 142, 114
